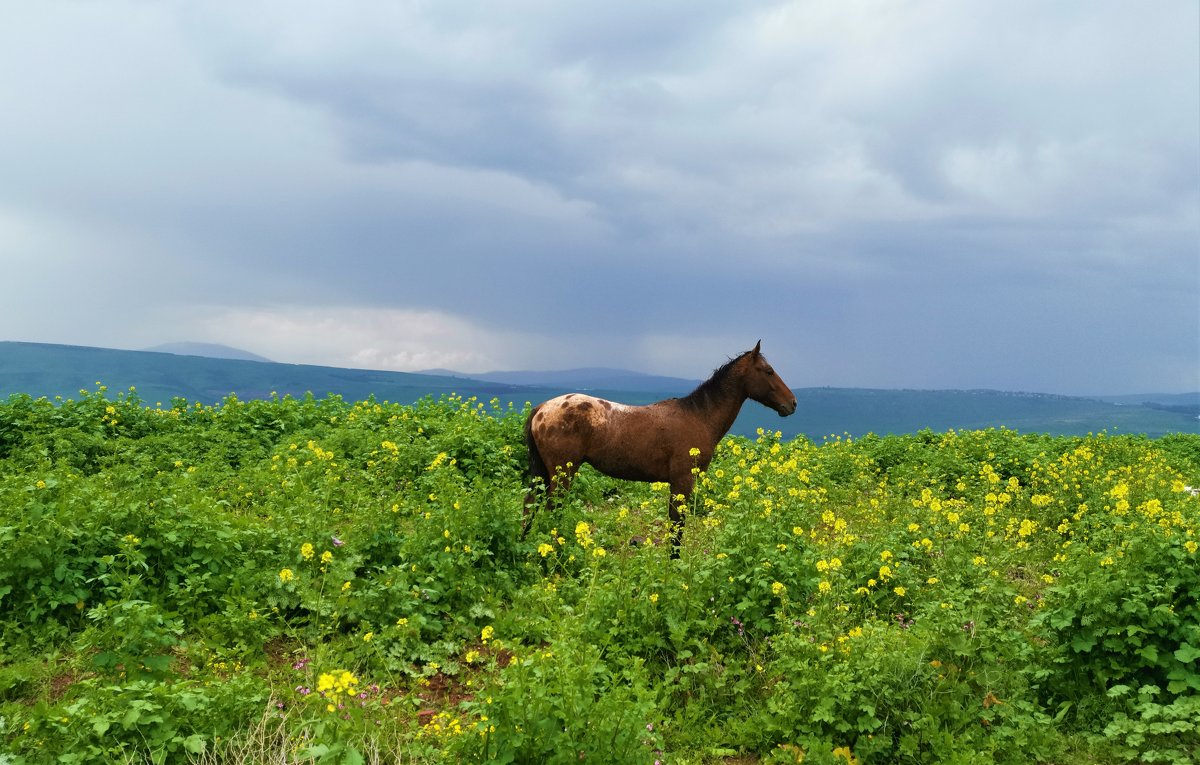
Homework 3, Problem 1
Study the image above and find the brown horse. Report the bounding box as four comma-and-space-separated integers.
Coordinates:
521, 341, 797, 553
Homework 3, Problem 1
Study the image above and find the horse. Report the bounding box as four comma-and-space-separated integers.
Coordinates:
520, 341, 797, 554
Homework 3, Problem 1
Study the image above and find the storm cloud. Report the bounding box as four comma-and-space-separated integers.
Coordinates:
1, 1, 1196, 393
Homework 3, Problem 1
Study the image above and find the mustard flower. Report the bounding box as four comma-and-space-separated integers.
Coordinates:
300, 542, 315, 560
279, 568, 295, 583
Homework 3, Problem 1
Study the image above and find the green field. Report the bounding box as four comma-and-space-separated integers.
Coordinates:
2, 388, 1199, 763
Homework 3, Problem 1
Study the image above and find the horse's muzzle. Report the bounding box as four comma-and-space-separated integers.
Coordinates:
777, 399, 798, 417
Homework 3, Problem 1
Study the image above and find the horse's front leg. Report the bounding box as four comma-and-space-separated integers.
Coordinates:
668, 473, 695, 559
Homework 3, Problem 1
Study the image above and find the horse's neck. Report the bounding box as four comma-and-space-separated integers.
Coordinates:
687, 387, 747, 446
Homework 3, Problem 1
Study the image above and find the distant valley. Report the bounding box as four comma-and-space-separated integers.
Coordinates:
1, 341, 1196, 440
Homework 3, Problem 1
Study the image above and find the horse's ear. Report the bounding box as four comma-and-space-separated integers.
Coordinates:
752, 340, 761, 356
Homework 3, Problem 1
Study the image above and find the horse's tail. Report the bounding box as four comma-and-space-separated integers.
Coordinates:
521, 406, 548, 539
523, 405, 549, 486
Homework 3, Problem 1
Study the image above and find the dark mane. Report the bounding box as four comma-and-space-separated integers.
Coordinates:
678, 351, 750, 410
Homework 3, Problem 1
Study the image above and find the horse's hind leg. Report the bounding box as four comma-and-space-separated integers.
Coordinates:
520, 483, 545, 541
521, 459, 576, 540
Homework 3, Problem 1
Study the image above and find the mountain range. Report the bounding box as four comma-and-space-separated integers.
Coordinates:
1, 341, 1196, 440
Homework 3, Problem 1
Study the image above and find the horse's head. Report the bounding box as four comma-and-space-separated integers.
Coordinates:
741, 341, 797, 417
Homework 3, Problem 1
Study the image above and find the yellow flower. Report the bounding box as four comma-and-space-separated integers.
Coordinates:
537, 543, 554, 557
1186, 541, 1198, 554
771, 581, 786, 596
363, 631, 374, 642
300, 543, 314, 560
279, 568, 295, 583
689, 447, 701, 458
321, 550, 333, 564
592, 547, 606, 558
818, 580, 832, 594
481, 625, 494, 642
894, 586, 906, 597
649, 593, 659, 604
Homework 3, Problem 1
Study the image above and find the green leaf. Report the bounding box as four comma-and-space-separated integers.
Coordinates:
1071, 632, 1097, 653
1174, 642, 1200, 663
182, 734, 206, 754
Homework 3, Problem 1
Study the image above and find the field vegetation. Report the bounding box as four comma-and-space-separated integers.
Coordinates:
1, 387, 1198, 763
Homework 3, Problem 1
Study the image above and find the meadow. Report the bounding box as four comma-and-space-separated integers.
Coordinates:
1, 387, 1198, 764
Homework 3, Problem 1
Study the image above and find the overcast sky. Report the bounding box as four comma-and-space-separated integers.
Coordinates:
2, 1, 1197, 394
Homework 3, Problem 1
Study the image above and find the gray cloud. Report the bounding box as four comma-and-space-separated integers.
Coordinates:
0, 1, 1196, 393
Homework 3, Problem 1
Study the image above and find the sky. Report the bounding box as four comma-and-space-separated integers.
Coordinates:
1, 1, 1197, 395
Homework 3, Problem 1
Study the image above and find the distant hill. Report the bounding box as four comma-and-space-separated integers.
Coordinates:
1, 341, 1196, 439
420, 367, 698, 394
143, 342, 273, 363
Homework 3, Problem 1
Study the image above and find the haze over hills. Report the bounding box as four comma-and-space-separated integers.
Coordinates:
419, 367, 699, 394
1, 341, 1196, 440
144, 342, 273, 363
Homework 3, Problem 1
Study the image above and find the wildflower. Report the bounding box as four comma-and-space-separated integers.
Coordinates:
537, 543, 554, 557
279, 568, 295, 583
818, 580, 832, 594
593, 547, 606, 558
481, 626, 494, 643
894, 586, 907, 597
649, 593, 659, 604
575, 521, 593, 548
689, 447, 701, 458
363, 632, 374, 642
771, 581, 786, 596
321, 550, 334, 564
1186, 541, 1198, 554
301, 543, 315, 560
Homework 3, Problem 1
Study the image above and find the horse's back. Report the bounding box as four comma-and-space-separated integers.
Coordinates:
529, 393, 623, 440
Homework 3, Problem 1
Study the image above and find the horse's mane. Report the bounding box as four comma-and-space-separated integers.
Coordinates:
677, 351, 751, 410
